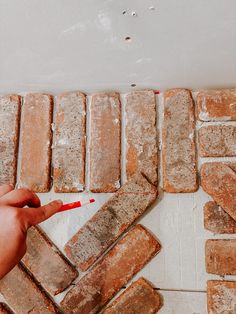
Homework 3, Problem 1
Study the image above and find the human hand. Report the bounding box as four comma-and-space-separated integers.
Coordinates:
0, 184, 63, 279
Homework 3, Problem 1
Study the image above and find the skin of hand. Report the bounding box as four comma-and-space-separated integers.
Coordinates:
0, 184, 63, 280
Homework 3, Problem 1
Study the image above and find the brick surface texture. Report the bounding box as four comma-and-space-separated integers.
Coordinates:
0, 95, 20, 186
89, 92, 121, 192
18, 93, 53, 192
21, 226, 78, 295
196, 89, 236, 121
103, 277, 161, 314
53, 91, 86, 192
65, 173, 158, 271
61, 224, 161, 314
201, 163, 236, 221
198, 125, 236, 157
207, 280, 236, 313
204, 201, 236, 234
205, 239, 236, 275
0, 264, 58, 313
162, 89, 197, 192
125, 90, 158, 185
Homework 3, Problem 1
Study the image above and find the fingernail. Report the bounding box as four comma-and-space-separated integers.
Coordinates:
55, 200, 63, 206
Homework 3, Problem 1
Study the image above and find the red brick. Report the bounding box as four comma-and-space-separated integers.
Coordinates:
53, 92, 86, 192
201, 163, 236, 221
196, 89, 236, 121
18, 93, 53, 192
198, 125, 236, 157
205, 239, 236, 275
61, 224, 161, 313
103, 277, 161, 314
204, 201, 236, 234
0, 264, 59, 313
89, 92, 121, 192
162, 89, 198, 192
0, 304, 13, 314
21, 226, 78, 295
125, 90, 158, 185
64, 173, 158, 271
207, 280, 236, 313
0, 95, 20, 186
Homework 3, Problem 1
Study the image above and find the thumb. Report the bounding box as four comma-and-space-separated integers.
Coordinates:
22, 200, 63, 227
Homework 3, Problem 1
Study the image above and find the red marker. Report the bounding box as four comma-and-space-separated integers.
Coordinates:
59, 199, 95, 212
154, 91, 160, 94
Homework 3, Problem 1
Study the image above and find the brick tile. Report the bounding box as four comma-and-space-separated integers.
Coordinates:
0, 95, 20, 186
53, 92, 86, 192
0, 264, 59, 313
198, 125, 236, 157
196, 89, 236, 121
207, 280, 236, 313
204, 201, 236, 234
103, 277, 161, 314
18, 93, 53, 192
162, 89, 198, 192
0, 303, 13, 314
205, 239, 236, 275
201, 163, 236, 221
125, 90, 158, 185
64, 173, 158, 271
21, 226, 78, 295
61, 224, 161, 313
89, 92, 121, 192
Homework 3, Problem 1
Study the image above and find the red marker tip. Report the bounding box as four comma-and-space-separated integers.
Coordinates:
90, 199, 95, 203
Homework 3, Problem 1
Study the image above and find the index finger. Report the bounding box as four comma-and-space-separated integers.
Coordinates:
23, 200, 63, 227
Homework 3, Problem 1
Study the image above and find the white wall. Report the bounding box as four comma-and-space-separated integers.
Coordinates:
0, 0, 236, 94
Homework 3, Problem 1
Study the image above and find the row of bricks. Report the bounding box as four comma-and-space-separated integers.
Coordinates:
201, 163, 236, 276
1, 281, 235, 314
201, 162, 236, 313
0, 174, 160, 313
0, 225, 161, 314
1, 281, 235, 313
0, 89, 236, 193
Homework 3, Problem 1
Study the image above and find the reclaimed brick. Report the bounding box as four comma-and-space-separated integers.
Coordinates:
64, 173, 158, 271
103, 277, 161, 314
201, 163, 236, 221
89, 92, 121, 192
204, 201, 236, 234
207, 280, 236, 313
0, 264, 59, 313
205, 239, 236, 275
53, 92, 86, 192
61, 224, 161, 314
0, 95, 20, 186
196, 89, 236, 121
21, 226, 78, 295
18, 93, 53, 192
125, 90, 158, 185
198, 125, 236, 157
162, 89, 197, 192
0, 303, 13, 314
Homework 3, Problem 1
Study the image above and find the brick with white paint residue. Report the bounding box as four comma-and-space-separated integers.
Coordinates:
53, 91, 86, 192
125, 90, 158, 185
0, 95, 21, 186
18, 93, 53, 192
89, 92, 121, 192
